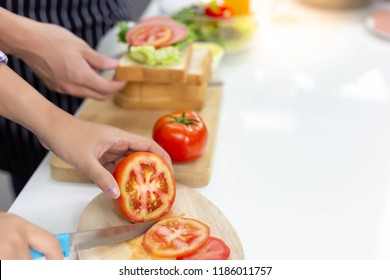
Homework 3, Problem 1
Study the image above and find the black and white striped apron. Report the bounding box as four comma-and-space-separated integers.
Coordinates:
0, 0, 132, 195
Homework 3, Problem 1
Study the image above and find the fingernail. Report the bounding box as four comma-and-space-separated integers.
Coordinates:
108, 183, 120, 199
107, 58, 119, 68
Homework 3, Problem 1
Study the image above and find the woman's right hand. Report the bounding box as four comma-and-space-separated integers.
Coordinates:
0, 212, 63, 260
15, 22, 126, 101
0, 7, 126, 101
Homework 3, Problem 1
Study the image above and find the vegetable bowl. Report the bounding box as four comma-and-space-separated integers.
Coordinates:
163, 1, 258, 52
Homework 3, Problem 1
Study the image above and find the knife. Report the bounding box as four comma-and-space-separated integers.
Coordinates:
30, 221, 155, 259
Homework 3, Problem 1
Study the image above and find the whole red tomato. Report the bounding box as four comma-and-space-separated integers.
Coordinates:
113, 152, 176, 223
152, 111, 208, 163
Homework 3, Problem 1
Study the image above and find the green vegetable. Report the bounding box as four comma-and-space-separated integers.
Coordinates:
117, 21, 131, 44
129, 46, 181, 66
172, 5, 257, 51
209, 0, 220, 14
172, 29, 197, 50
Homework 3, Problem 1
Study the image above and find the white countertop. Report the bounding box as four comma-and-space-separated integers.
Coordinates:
8, 0, 390, 260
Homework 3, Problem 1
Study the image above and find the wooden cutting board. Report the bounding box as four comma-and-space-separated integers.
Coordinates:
50, 85, 222, 187
77, 184, 244, 260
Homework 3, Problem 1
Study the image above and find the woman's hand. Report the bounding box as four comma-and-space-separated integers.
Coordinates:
17, 22, 126, 100
41, 117, 172, 199
0, 64, 171, 200
0, 212, 63, 260
0, 8, 125, 100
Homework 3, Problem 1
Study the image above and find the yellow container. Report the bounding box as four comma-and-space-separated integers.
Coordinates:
224, 0, 250, 15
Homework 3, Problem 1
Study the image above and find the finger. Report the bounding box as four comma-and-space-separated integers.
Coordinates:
79, 70, 126, 97
100, 151, 132, 165
64, 82, 122, 100
102, 161, 117, 173
84, 49, 119, 70
27, 224, 63, 260
127, 136, 172, 167
70, 50, 126, 96
84, 159, 121, 199
17, 247, 35, 260
108, 132, 173, 167
0, 242, 21, 260
151, 144, 172, 167
0, 241, 32, 260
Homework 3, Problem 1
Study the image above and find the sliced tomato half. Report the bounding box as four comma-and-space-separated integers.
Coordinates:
127, 25, 173, 48
177, 236, 231, 260
142, 217, 210, 258
113, 152, 176, 223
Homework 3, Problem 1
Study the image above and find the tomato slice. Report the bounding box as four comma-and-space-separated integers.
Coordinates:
113, 152, 176, 223
127, 25, 173, 48
127, 16, 189, 47
142, 217, 210, 258
177, 236, 231, 260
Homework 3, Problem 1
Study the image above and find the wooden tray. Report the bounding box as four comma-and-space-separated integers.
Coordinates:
50, 85, 222, 187
77, 184, 244, 260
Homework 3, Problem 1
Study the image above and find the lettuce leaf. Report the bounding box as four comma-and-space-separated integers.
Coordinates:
117, 21, 130, 44
129, 46, 181, 66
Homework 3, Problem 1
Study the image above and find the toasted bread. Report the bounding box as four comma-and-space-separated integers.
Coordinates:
114, 42, 193, 84
114, 83, 207, 110
185, 47, 212, 85
114, 47, 212, 110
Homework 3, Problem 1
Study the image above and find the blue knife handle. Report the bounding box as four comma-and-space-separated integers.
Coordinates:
29, 233, 70, 259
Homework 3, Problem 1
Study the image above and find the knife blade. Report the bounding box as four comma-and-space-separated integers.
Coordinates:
30, 221, 155, 259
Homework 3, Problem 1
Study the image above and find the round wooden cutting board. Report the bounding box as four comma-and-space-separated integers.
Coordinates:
77, 184, 244, 260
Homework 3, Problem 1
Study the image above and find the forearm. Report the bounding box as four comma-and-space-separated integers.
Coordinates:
0, 63, 74, 144
0, 7, 42, 57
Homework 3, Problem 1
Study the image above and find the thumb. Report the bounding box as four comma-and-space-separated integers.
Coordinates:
84, 49, 119, 71
85, 160, 121, 199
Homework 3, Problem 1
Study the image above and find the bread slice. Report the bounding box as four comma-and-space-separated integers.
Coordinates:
114, 42, 193, 84
113, 47, 212, 110
114, 83, 207, 110
185, 47, 212, 85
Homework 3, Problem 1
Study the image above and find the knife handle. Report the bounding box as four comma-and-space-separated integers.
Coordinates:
29, 233, 70, 259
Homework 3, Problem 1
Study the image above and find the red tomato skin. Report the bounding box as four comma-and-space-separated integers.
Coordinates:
152, 111, 208, 163
142, 217, 210, 258
113, 152, 176, 223
176, 236, 231, 260
205, 5, 234, 18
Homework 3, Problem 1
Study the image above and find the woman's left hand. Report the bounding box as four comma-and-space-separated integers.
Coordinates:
41, 118, 172, 199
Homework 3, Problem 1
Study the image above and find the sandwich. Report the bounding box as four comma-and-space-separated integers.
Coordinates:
114, 46, 212, 110
113, 16, 213, 110
115, 16, 196, 84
